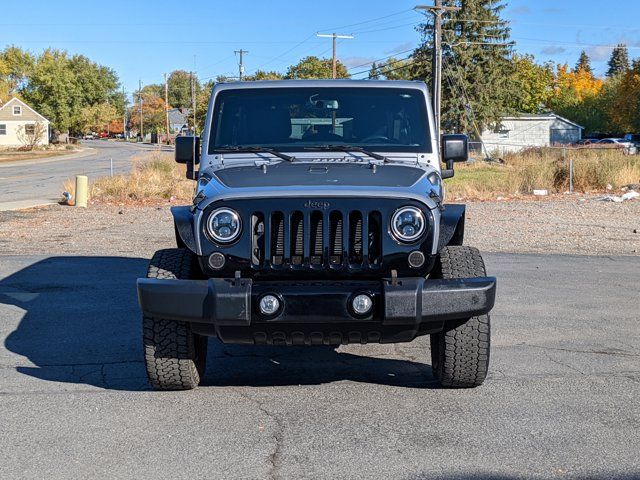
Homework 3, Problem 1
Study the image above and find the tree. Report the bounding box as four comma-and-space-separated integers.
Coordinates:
412, 0, 517, 134
574, 50, 593, 74
368, 62, 381, 80
509, 55, 554, 113
285, 56, 349, 79
548, 63, 605, 133
244, 70, 284, 81
14, 48, 121, 133
369, 57, 413, 80
608, 63, 640, 132
168, 70, 196, 107
607, 44, 630, 77
128, 93, 167, 135
78, 102, 118, 133
16, 121, 47, 149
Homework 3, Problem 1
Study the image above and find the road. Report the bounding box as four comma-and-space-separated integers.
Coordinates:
0, 253, 638, 479
0, 141, 170, 211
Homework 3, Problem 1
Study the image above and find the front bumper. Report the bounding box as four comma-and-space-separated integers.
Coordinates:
137, 276, 496, 344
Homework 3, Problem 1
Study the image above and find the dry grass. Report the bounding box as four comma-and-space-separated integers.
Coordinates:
62, 147, 640, 204
63, 152, 194, 204
448, 147, 640, 199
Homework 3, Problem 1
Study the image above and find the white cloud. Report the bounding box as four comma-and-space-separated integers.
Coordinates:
541, 46, 567, 55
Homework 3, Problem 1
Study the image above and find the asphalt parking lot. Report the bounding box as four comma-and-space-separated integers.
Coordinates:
1, 253, 639, 479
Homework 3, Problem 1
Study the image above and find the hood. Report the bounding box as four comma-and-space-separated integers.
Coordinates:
197, 162, 439, 211
212, 162, 426, 188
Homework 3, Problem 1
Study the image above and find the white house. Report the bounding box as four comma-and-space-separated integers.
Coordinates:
0, 98, 50, 147
480, 113, 583, 155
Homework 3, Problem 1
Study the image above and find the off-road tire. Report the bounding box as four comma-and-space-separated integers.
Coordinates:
430, 246, 491, 388
143, 248, 208, 390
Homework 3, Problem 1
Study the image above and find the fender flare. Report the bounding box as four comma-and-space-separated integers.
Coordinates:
437, 203, 465, 251
171, 206, 198, 253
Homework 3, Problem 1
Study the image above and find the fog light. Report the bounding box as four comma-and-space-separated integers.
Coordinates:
208, 252, 226, 270
408, 250, 425, 268
352, 294, 373, 315
259, 294, 280, 316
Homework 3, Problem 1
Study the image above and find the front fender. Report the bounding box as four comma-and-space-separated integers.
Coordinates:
437, 204, 465, 251
171, 206, 198, 253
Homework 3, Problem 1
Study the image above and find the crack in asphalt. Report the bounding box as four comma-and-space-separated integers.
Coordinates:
237, 391, 284, 480
521, 343, 639, 358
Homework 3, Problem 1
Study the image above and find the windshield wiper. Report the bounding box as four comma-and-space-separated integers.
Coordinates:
304, 145, 388, 163
215, 146, 295, 162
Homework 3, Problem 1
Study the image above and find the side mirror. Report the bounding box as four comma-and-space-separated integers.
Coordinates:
441, 134, 468, 179
175, 136, 200, 164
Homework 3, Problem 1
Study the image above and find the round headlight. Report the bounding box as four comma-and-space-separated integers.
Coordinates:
391, 206, 426, 242
207, 208, 242, 243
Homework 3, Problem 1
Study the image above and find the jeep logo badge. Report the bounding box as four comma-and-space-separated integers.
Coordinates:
304, 200, 330, 210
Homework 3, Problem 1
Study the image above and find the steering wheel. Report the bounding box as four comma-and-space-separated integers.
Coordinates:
360, 135, 398, 144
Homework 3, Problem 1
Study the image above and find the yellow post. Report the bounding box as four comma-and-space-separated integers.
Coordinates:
75, 175, 88, 208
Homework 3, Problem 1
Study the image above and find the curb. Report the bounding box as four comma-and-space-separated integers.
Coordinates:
0, 148, 97, 168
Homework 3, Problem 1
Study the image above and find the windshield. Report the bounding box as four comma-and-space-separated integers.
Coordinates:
208, 87, 431, 154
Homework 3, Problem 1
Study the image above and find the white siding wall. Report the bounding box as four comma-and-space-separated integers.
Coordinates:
480, 116, 582, 155
0, 120, 50, 147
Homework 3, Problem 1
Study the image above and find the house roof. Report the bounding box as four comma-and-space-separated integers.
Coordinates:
501, 112, 584, 130
0, 97, 50, 123
168, 107, 189, 126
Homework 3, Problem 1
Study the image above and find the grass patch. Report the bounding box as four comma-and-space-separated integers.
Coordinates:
447, 148, 640, 199
63, 152, 194, 204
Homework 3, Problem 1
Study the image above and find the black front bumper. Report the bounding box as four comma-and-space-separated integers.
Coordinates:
137, 276, 496, 345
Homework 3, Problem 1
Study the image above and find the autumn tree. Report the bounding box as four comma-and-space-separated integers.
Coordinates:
607, 44, 630, 77
129, 92, 167, 135
607, 63, 640, 132
548, 63, 605, 132
79, 102, 118, 133
285, 56, 349, 79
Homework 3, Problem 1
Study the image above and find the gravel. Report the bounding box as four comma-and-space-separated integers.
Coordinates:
0, 196, 639, 257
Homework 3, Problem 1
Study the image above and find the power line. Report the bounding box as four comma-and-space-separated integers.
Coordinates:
317, 8, 416, 32
347, 48, 415, 72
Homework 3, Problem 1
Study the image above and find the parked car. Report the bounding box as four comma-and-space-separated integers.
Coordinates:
136, 80, 497, 391
623, 133, 640, 147
576, 138, 599, 146
82, 133, 95, 140
596, 138, 637, 154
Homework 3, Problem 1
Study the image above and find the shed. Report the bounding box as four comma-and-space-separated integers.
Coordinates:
0, 98, 50, 147
480, 113, 583, 155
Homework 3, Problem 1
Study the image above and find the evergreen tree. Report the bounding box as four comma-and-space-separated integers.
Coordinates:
574, 50, 593, 74
412, 0, 516, 133
368, 62, 381, 80
606, 44, 630, 77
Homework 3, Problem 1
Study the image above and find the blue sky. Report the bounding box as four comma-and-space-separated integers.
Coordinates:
2, 0, 639, 100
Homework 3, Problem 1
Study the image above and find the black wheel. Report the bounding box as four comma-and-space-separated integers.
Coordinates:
430, 246, 491, 388
143, 248, 208, 390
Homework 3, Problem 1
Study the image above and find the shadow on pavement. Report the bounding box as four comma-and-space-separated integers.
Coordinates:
2, 256, 435, 391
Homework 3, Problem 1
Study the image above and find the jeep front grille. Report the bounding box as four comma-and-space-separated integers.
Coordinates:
251, 209, 383, 270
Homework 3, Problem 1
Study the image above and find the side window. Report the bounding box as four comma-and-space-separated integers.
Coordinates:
0, 124, 6, 135
13, 105, 22, 116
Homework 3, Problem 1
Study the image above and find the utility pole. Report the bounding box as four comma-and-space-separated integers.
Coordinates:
235, 49, 249, 80
138, 79, 144, 141
415, 2, 459, 139
122, 86, 127, 139
164, 73, 170, 142
316, 33, 354, 78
